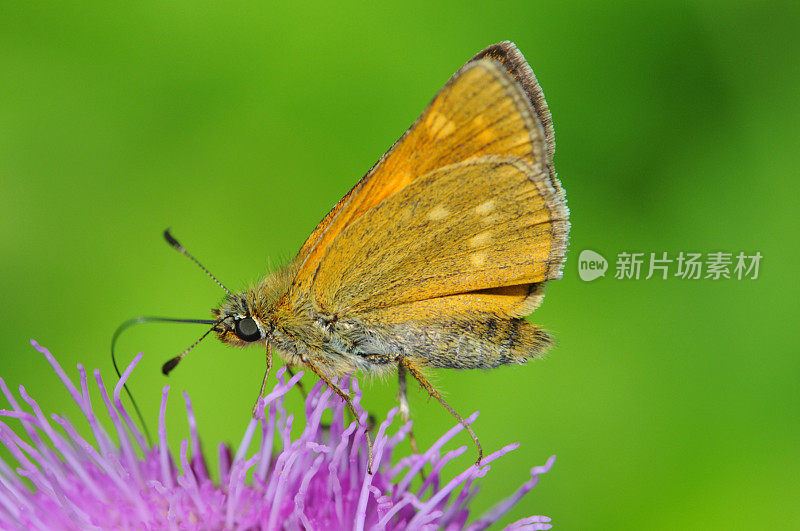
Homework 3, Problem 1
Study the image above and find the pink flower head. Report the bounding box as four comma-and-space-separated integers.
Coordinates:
0, 340, 555, 529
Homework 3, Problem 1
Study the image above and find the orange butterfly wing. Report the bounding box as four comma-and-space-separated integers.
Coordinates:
312, 156, 568, 316
285, 42, 566, 317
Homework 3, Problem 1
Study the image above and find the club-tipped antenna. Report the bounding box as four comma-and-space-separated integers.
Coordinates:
164, 229, 232, 296
161, 316, 227, 376
111, 315, 218, 445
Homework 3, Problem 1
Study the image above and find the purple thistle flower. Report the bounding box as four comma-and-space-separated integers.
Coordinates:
0, 340, 555, 530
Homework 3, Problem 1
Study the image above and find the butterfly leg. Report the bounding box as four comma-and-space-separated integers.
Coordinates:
251, 350, 273, 418
399, 356, 483, 465
397, 363, 421, 455
302, 355, 375, 473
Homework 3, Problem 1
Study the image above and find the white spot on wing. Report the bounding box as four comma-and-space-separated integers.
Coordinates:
469, 231, 492, 248
426, 112, 448, 136
427, 204, 450, 221
470, 253, 487, 267
435, 120, 456, 139
478, 129, 495, 144
475, 200, 495, 215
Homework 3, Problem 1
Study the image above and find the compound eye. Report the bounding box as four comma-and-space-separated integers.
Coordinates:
234, 317, 261, 342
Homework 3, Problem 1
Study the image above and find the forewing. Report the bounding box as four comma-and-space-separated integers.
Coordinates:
312, 156, 568, 316
291, 43, 553, 299
470, 41, 555, 160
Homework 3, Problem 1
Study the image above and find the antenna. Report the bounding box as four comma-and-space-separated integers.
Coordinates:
163, 229, 232, 296
111, 315, 218, 445
161, 316, 227, 376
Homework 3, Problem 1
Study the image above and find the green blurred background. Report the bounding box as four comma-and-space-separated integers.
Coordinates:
1, 1, 798, 528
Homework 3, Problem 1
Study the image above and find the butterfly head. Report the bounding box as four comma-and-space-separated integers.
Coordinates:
212, 292, 271, 346
155, 286, 273, 380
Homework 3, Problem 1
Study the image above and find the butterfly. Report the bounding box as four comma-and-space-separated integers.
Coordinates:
158, 41, 569, 468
